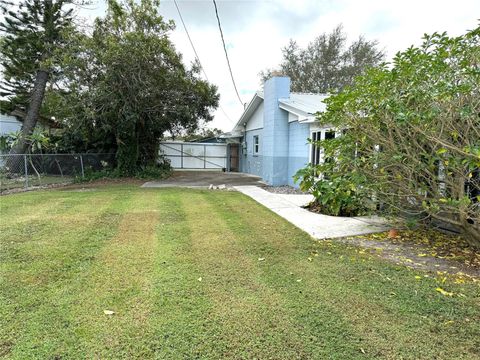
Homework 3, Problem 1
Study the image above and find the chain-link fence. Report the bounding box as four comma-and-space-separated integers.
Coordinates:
0, 153, 115, 192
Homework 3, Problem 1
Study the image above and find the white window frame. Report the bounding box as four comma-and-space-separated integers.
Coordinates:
309, 128, 339, 166
253, 135, 260, 155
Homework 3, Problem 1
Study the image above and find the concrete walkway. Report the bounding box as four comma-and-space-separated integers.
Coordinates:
235, 186, 388, 239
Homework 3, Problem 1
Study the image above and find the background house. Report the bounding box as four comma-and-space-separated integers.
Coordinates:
0, 112, 23, 137
0, 109, 61, 157
228, 76, 333, 187
0, 109, 60, 137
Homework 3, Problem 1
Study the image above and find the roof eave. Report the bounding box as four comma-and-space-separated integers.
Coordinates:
278, 102, 313, 120
232, 92, 264, 132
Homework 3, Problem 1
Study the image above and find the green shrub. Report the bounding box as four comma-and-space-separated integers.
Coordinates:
294, 164, 372, 217
75, 163, 172, 183
134, 163, 172, 179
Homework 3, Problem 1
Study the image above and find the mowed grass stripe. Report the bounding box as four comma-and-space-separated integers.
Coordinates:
146, 190, 214, 358
178, 190, 310, 359
0, 191, 130, 359
203, 191, 365, 358
207, 191, 480, 359
64, 190, 161, 358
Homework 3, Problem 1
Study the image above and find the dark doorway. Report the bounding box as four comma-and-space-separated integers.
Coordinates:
229, 144, 239, 172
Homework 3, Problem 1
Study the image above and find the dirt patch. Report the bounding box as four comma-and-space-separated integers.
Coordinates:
0, 178, 145, 196
0, 182, 71, 196
339, 230, 480, 279
63, 178, 145, 189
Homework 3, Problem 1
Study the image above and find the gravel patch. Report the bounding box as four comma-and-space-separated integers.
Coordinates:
261, 185, 307, 195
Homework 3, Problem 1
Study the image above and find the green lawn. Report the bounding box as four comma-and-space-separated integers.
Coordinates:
0, 185, 479, 359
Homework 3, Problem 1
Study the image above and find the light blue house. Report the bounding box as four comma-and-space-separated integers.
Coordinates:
226, 75, 333, 187
0, 112, 23, 137
0, 109, 59, 138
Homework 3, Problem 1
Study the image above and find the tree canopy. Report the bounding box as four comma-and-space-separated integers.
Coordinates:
46, 0, 220, 173
261, 25, 385, 93
0, 0, 75, 156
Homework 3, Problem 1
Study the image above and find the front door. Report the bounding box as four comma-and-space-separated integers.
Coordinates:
229, 144, 239, 172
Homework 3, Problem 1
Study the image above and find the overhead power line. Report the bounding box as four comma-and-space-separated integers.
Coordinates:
212, 0, 244, 108
173, 0, 208, 80
173, 0, 234, 124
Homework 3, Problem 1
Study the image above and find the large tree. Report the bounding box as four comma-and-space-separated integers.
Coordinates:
58, 0, 219, 174
0, 0, 75, 155
261, 25, 384, 93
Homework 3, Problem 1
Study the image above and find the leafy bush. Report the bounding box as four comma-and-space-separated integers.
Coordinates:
295, 164, 372, 217
134, 163, 172, 179
76, 162, 171, 183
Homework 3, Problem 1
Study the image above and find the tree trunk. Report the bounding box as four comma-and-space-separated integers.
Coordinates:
462, 219, 480, 249
10, 69, 49, 155
6, 69, 49, 174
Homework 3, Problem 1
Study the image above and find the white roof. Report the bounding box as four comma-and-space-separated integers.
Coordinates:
279, 93, 328, 116
230, 91, 329, 133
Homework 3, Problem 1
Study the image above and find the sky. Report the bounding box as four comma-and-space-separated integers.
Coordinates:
69, 0, 480, 130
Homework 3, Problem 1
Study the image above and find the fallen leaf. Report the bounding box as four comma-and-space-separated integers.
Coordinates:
436, 287, 454, 297
307, 257, 313, 262
415, 276, 421, 280
258, 257, 265, 261
296, 279, 302, 282
103, 310, 115, 315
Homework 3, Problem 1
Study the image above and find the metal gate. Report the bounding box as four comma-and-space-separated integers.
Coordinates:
159, 142, 229, 170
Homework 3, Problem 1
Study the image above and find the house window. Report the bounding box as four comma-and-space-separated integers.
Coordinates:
323, 130, 336, 165
253, 135, 259, 154
310, 131, 322, 165
310, 130, 336, 166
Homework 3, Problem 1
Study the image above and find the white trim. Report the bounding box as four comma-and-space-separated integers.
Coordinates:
253, 135, 260, 155
308, 128, 338, 165
278, 103, 310, 120
232, 92, 264, 132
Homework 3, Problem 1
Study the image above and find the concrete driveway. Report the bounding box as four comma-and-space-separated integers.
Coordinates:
142, 171, 265, 188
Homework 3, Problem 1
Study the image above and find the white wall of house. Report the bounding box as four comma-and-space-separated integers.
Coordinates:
0, 113, 22, 136
245, 102, 264, 131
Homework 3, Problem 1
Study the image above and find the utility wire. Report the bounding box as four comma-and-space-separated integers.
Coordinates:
212, 0, 243, 107
173, 0, 234, 124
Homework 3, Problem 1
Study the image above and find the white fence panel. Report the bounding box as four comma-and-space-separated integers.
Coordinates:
159, 142, 228, 170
